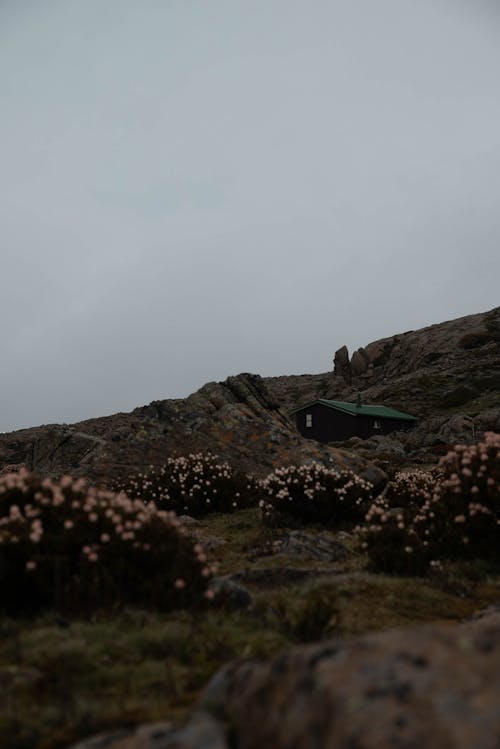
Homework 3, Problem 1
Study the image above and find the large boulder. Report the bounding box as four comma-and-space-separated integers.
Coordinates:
197, 616, 500, 749
333, 345, 352, 385
350, 347, 371, 377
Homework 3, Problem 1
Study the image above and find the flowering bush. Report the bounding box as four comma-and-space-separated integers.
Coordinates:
0, 470, 214, 615
259, 463, 373, 527
359, 493, 430, 575
360, 433, 500, 575
121, 453, 258, 516
384, 469, 442, 509
427, 432, 500, 558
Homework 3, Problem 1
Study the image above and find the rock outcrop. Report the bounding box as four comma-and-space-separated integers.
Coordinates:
333, 345, 351, 385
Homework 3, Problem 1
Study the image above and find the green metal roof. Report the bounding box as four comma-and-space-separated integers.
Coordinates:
291, 399, 417, 421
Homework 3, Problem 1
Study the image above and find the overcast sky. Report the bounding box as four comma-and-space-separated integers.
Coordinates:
1, 0, 499, 432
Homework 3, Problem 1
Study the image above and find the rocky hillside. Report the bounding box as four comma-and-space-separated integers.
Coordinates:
0, 374, 384, 489
0, 306, 498, 484
265, 305, 500, 447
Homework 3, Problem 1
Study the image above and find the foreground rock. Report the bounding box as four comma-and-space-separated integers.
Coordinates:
68, 716, 225, 749
69, 613, 500, 749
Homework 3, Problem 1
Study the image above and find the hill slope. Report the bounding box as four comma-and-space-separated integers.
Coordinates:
265, 305, 500, 442
0, 306, 498, 484
0, 374, 384, 488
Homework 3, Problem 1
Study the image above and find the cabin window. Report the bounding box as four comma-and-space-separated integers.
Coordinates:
373, 419, 381, 430
306, 413, 313, 428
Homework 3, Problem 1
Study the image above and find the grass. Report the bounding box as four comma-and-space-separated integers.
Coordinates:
2, 508, 500, 749
0, 608, 289, 749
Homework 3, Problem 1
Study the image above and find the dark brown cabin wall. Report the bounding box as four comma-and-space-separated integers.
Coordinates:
355, 416, 415, 439
295, 404, 358, 442
295, 404, 417, 443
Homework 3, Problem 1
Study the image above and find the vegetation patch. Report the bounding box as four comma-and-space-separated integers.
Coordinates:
259, 463, 373, 527
0, 471, 213, 615
360, 433, 500, 575
120, 453, 258, 517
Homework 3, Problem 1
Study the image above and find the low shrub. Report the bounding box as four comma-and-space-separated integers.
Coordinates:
360, 433, 500, 575
259, 463, 373, 527
121, 453, 258, 517
428, 431, 500, 559
384, 469, 441, 509
0, 470, 214, 615
359, 495, 430, 575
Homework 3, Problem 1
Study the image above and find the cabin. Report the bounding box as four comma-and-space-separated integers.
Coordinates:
291, 397, 417, 443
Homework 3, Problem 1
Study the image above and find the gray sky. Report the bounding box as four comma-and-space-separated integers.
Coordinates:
1, 0, 499, 432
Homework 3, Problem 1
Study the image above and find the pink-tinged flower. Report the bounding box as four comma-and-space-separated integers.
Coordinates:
52, 490, 65, 506
26, 560, 37, 571
174, 578, 186, 590
88, 513, 98, 522
64, 520, 74, 529
100, 533, 110, 543
88, 553, 99, 562
204, 589, 215, 600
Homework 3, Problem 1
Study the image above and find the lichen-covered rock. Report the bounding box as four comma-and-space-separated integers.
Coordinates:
68, 715, 225, 749
276, 530, 350, 562
198, 616, 500, 749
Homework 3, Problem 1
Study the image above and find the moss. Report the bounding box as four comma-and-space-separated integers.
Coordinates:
0, 608, 290, 749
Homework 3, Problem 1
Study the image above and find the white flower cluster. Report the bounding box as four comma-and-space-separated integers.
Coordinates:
360, 432, 500, 573
124, 452, 252, 514
0, 470, 201, 570
258, 462, 373, 523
